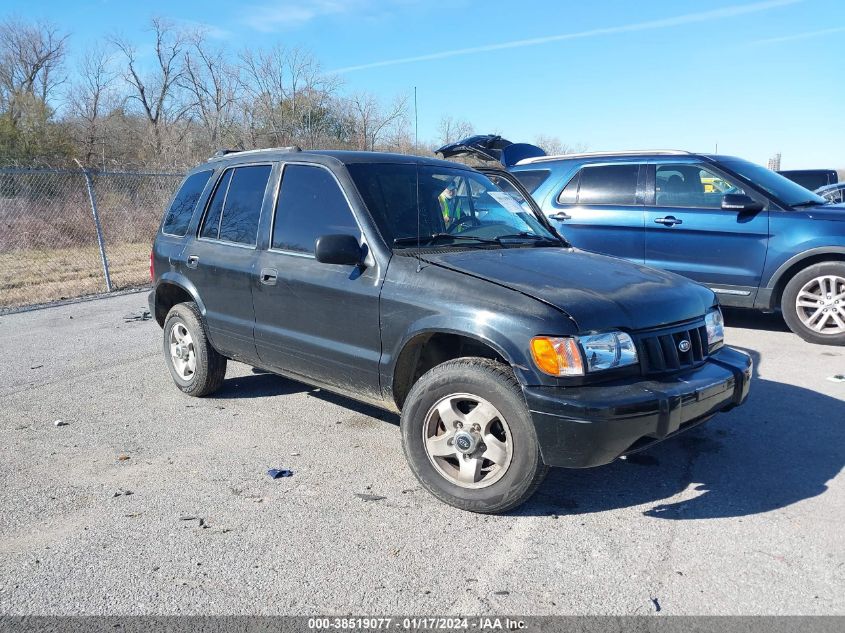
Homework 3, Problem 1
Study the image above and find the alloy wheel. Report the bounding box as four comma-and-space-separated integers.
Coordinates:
795, 274, 845, 334
422, 393, 514, 489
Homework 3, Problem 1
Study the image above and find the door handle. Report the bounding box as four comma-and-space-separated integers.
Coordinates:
654, 216, 683, 226
186, 255, 199, 269
260, 268, 278, 286
549, 212, 572, 221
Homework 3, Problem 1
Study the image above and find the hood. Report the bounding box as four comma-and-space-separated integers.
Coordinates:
802, 204, 845, 222
421, 248, 716, 332
435, 135, 546, 168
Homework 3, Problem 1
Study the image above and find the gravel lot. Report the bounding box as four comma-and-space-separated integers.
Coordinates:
0, 292, 843, 615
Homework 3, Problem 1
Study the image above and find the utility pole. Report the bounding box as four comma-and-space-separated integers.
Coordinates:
414, 86, 418, 151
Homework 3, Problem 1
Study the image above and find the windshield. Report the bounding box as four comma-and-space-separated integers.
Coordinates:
721, 158, 827, 207
346, 163, 559, 247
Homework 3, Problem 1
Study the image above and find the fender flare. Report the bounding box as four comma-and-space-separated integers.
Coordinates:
760, 246, 845, 309
153, 272, 208, 319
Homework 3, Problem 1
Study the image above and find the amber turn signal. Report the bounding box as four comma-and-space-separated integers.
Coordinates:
530, 336, 585, 377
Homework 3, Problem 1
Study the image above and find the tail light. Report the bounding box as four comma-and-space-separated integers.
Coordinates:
149, 249, 155, 282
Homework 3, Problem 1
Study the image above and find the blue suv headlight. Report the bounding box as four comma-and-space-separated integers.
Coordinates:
705, 307, 725, 351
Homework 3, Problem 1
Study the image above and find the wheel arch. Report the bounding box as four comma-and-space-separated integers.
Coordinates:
390, 328, 516, 412
765, 247, 845, 310
152, 273, 207, 327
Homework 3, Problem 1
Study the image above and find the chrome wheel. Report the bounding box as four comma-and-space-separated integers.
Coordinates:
168, 322, 197, 380
795, 274, 845, 334
422, 393, 513, 489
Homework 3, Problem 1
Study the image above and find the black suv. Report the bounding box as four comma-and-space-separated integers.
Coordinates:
149, 148, 751, 513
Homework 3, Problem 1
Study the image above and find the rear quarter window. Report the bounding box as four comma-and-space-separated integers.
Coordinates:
512, 169, 551, 194
162, 170, 213, 236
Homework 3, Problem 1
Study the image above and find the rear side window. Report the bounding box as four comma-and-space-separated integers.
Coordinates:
199, 165, 272, 245
512, 169, 551, 194
162, 170, 212, 236
272, 164, 358, 253
576, 164, 639, 205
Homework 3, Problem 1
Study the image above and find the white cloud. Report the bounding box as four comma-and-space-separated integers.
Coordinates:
329, 0, 803, 73
241, 0, 375, 32
750, 25, 845, 45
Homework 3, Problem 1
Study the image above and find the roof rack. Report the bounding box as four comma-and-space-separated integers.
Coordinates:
518, 149, 692, 165
211, 146, 302, 160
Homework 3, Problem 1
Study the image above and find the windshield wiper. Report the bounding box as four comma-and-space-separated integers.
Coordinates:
393, 233, 500, 247
791, 200, 824, 208
494, 232, 564, 245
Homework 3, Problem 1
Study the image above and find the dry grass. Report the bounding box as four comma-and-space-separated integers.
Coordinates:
0, 242, 151, 310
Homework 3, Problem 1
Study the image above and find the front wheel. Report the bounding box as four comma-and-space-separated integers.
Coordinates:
400, 358, 548, 513
782, 262, 845, 346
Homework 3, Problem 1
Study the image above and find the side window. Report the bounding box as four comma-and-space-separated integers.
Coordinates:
512, 169, 551, 194
218, 165, 272, 244
162, 170, 212, 236
557, 172, 580, 204
576, 164, 639, 206
200, 169, 231, 240
272, 164, 358, 253
199, 165, 271, 244
655, 164, 745, 209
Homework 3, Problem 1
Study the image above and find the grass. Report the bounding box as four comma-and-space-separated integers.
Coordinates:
0, 242, 152, 310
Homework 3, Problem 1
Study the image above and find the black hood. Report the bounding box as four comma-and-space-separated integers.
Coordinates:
421, 248, 716, 332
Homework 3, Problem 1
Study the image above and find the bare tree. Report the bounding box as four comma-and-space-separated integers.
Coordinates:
239, 45, 340, 147
533, 134, 587, 156
65, 44, 118, 167
111, 18, 188, 160
179, 30, 240, 151
436, 115, 474, 146
347, 92, 408, 151
0, 17, 68, 122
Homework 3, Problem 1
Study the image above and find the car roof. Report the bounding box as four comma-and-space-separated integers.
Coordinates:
816, 182, 845, 193
190, 147, 470, 173
512, 151, 750, 168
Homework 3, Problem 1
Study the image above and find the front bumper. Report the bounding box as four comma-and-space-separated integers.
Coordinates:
523, 346, 752, 468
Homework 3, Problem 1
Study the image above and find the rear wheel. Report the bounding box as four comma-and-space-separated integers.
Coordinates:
163, 302, 227, 396
400, 357, 548, 513
782, 262, 845, 346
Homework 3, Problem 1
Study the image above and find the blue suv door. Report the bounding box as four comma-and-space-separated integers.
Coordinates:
644, 159, 769, 295
545, 162, 646, 263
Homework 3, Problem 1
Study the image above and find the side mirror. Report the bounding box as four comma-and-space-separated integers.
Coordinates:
314, 234, 362, 266
722, 193, 764, 213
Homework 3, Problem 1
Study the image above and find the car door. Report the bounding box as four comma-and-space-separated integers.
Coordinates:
544, 162, 646, 263
643, 160, 769, 295
186, 163, 273, 362
252, 162, 383, 401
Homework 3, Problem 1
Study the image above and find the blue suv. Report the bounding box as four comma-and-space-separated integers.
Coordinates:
438, 136, 845, 346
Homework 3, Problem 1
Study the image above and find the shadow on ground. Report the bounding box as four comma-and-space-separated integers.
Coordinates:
722, 307, 790, 333
210, 352, 843, 520
520, 348, 845, 519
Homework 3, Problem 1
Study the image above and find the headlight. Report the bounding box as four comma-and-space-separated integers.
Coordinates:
530, 331, 638, 377
705, 307, 725, 350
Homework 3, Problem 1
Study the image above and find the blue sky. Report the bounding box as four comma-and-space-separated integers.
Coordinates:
6, 0, 844, 168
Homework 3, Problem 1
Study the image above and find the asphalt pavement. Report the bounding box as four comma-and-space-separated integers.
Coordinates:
0, 292, 843, 615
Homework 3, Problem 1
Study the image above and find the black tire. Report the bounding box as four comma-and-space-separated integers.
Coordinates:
781, 262, 845, 346
162, 302, 227, 396
400, 357, 548, 514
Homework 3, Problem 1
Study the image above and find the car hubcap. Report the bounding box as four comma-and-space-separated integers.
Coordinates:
169, 322, 196, 380
796, 275, 845, 335
422, 393, 513, 489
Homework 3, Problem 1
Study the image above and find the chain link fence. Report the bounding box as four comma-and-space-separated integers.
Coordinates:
0, 168, 184, 313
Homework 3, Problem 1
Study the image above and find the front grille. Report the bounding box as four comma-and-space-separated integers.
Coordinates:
638, 322, 709, 375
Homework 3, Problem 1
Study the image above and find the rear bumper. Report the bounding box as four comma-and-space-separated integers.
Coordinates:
523, 346, 752, 468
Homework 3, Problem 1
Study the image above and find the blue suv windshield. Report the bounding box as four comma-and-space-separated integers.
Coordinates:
721, 158, 827, 207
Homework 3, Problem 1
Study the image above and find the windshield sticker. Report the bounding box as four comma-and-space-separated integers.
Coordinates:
488, 191, 525, 214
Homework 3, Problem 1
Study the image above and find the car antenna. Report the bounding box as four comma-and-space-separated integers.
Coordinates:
416, 162, 422, 273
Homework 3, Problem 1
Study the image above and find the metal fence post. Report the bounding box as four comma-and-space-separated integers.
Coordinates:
76, 162, 113, 292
